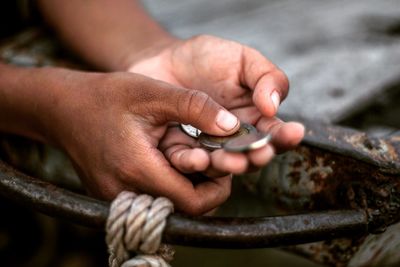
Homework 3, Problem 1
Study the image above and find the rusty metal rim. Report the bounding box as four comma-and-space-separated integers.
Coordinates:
276, 117, 400, 173
0, 160, 372, 249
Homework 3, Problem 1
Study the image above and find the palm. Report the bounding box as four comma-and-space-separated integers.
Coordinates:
131, 36, 266, 120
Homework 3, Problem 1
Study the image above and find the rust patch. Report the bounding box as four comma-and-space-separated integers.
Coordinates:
278, 145, 400, 212
344, 133, 398, 163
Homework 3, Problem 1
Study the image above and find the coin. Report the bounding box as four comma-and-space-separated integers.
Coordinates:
223, 132, 271, 152
198, 123, 257, 151
180, 124, 202, 138
179, 122, 270, 152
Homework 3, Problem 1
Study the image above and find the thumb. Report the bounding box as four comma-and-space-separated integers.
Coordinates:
162, 87, 240, 136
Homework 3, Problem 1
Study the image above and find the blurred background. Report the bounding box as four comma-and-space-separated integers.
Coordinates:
1, 0, 400, 266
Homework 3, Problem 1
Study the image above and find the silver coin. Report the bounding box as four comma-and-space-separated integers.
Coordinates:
223, 132, 271, 152
180, 124, 202, 138
198, 123, 257, 151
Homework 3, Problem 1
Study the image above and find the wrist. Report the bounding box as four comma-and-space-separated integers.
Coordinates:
0, 64, 50, 142
0, 64, 84, 146
116, 34, 180, 72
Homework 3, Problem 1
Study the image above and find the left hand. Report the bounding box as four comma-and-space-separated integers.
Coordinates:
126, 35, 304, 177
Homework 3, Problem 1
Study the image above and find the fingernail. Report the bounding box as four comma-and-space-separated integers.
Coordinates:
271, 91, 280, 111
216, 110, 238, 131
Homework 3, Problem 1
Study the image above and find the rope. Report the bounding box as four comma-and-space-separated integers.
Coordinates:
106, 191, 174, 267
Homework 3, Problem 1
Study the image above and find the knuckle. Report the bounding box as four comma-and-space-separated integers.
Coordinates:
274, 69, 290, 96
88, 173, 124, 200
191, 34, 215, 42
179, 90, 211, 124
232, 163, 248, 175
180, 182, 232, 216
112, 155, 141, 183
98, 183, 121, 200
182, 197, 207, 216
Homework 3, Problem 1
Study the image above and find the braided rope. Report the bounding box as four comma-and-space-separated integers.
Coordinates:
106, 191, 174, 267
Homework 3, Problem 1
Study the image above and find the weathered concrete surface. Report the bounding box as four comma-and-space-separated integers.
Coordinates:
143, 0, 400, 122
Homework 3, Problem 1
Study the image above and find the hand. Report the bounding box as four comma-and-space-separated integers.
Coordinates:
41, 68, 246, 215
126, 35, 305, 177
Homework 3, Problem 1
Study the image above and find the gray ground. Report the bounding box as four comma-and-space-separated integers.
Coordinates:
143, 0, 400, 123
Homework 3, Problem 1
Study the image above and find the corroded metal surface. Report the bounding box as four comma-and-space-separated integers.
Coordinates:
301, 120, 400, 173
257, 122, 400, 266
0, 159, 374, 249
166, 210, 368, 249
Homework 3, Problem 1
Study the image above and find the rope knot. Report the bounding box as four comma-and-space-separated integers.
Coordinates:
106, 191, 174, 267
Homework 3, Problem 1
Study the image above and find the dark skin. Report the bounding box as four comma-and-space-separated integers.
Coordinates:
0, 0, 304, 215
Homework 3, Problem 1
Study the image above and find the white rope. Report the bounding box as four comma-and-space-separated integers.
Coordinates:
106, 191, 174, 267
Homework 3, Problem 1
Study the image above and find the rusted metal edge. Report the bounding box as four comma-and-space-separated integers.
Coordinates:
165, 210, 368, 248
0, 160, 377, 249
299, 120, 400, 173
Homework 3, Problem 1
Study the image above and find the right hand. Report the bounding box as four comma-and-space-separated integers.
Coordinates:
41, 68, 241, 215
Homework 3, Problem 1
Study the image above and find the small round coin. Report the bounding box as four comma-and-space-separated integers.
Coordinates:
223, 132, 271, 152
198, 123, 257, 151
180, 124, 202, 138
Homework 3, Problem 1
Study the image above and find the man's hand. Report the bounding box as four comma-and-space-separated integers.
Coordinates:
38, 69, 244, 215
126, 35, 305, 177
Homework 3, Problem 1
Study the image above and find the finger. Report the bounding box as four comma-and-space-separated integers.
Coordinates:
256, 117, 305, 153
209, 149, 249, 175
138, 150, 232, 215
164, 145, 210, 173
191, 174, 232, 213
159, 125, 211, 173
158, 125, 198, 152
230, 106, 261, 125
202, 167, 230, 179
204, 141, 274, 177
248, 144, 275, 167
148, 78, 240, 136
240, 47, 289, 117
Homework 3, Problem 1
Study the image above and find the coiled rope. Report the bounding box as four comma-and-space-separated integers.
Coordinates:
106, 191, 174, 267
